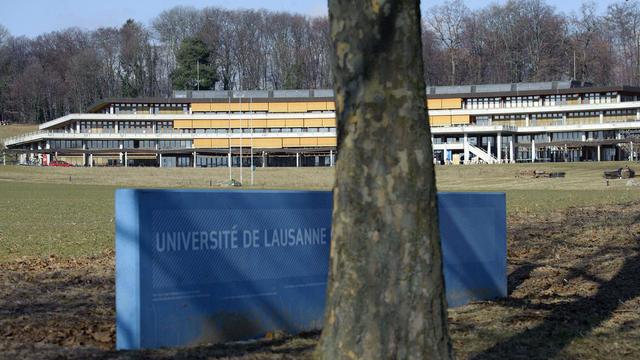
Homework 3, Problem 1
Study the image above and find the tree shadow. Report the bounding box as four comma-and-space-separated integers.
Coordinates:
474, 250, 640, 359
472, 204, 640, 359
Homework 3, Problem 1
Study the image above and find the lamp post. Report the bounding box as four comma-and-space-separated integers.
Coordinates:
250, 97, 254, 186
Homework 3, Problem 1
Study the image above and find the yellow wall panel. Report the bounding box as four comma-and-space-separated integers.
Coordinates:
267, 119, 286, 127
288, 102, 307, 112
173, 119, 193, 129
282, 138, 301, 147
317, 138, 337, 146
326, 101, 336, 110
229, 138, 245, 147
192, 120, 211, 128
191, 103, 211, 112
304, 119, 324, 127
250, 103, 269, 111
227, 119, 250, 128
210, 103, 229, 112
210, 120, 230, 129
194, 139, 212, 148
251, 119, 267, 127
322, 118, 336, 127
211, 139, 229, 148
229, 103, 252, 112
307, 102, 327, 111
269, 102, 289, 112
429, 115, 451, 126
300, 138, 318, 146
451, 115, 470, 124
440, 98, 462, 109
253, 138, 283, 148
426, 99, 442, 109
285, 119, 304, 127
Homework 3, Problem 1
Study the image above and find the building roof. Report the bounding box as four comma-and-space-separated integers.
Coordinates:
86, 81, 640, 113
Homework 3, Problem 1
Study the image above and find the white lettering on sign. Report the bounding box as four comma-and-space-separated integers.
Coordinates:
154, 227, 328, 252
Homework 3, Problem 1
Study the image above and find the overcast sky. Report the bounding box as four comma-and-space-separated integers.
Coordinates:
0, 0, 625, 38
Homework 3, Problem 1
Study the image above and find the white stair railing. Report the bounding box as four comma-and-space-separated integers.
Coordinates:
468, 144, 497, 164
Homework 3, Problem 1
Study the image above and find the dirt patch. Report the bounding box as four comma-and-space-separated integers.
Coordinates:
2, 203, 640, 359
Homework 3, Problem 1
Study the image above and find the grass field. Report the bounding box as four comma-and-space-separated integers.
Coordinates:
1, 161, 640, 259
1, 162, 640, 358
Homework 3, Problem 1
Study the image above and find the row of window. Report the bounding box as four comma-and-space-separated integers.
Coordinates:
463, 92, 624, 109
104, 103, 190, 115
191, 127, 337, 134
433, 131, 620, 145
49, 140, 194, 150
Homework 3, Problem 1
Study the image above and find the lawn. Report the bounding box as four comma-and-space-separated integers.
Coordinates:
1, 162, 640, 359
1, 162, 640, 260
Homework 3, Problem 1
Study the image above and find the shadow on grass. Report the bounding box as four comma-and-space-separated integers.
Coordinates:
473, 205, 640, 359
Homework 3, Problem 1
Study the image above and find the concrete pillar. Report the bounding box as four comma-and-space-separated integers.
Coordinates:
296, 152, 300, 167
193, 151, 197, 168
497, 133, 502, 163
115, 121, 119, 134
89, 153, 93, 167
562, 113, 567, 125
600, 111, 604, 124
531, 139, 536, 163
153, 122, 157, 133
330, 150, 335, 167
487, 139, 492, 163
463, 134, 469, 164
159, 153, 163, 167
45, 141, 51, 165
124, 152, 128, 167
525, 114, 529, 127
82, 143, 86, 166
597, 145, 601, 162
509, 140, 514, 163
631, 142, 634, 161
228, 152, 232, 168
76, 121, 80, 133
262, 151, 266, 168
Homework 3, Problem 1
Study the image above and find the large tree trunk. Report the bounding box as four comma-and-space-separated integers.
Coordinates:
316, 0, 452, 359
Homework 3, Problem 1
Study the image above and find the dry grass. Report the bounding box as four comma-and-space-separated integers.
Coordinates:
1, 160, 638, 190
2, 203, 639, 359
2, 162, 640, 358
0, 166, 335, 190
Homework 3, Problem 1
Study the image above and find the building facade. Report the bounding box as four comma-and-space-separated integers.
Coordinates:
4, 81, 640, 167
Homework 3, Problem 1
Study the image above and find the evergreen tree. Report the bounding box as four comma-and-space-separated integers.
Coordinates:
170, 37, 217, 90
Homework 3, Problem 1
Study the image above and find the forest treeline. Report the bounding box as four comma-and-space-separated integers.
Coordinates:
1, 0, 640, 123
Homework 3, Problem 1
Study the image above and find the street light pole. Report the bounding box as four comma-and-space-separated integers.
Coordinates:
250, 97, 254, 186
196, 61, 200, 91
228, 95, 232, 181
239, 94, 243, 185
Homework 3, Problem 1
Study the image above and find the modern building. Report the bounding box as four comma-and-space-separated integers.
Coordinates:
4, 81, 640, 167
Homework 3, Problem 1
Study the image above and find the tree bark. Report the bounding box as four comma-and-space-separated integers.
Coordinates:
316, 0, 452, 359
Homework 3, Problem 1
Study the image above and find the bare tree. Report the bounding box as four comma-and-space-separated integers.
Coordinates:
569, 2, 613, 84
316, 0, 452, 358
606, 1, 640, 86
152, 6, 202, 95
427, 0, 469, 84
0, 24, 9, 46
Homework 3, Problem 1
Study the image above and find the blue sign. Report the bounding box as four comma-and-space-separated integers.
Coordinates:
116, 190, 506, 350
